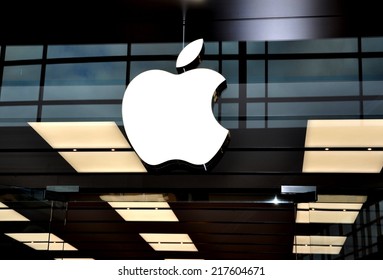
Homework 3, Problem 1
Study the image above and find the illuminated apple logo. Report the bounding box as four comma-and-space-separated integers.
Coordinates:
122, 38, 230, 171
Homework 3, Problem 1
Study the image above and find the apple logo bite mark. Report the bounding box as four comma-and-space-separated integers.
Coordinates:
122, 38, 230, 171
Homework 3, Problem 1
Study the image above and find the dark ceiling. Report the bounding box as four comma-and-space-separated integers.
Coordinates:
1, 0, 383, 44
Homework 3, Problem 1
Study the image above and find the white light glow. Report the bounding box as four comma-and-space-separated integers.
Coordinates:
303, 119, 383, 173
293, 245, 342, 255
0, 203, 30, 222
294, 235, 347, 246
302, 151, 383, 173
28, 122, 130, 149
140, 233, 198, 252
5, 233, 77, 251
176, 38, 203, 69
296, 210, 359, 224
122, 38, 228, 167
59, 151, 147, 173
149, 243, 198, 252
113, 209, 179, 222
140, 233, 193, 243
305, 119, 383, 148
298, 202, 363, 211
100, 193, 170, 202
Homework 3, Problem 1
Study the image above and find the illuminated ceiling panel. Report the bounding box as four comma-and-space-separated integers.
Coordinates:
293, 245, 342, 255
302, 151, 383, 173
28, 121, 131, 149
296, 195, 365, 224
296, 210, 359, 224
5, 233, 77, 251
59, 151, 147, 173
305, 119, 383, 148
293, 235, 346, 255
303, 119, 383, 173
140, 233, 198, 252
0, 202, 30, 222
102, 194, 177, 222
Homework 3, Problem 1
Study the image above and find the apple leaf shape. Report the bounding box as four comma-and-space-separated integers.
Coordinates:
176, 38, 204, 73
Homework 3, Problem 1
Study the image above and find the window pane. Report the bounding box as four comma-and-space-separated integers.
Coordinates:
204, 42, 219, 55
41, 104, 122, 124
362, 37, 383, 52
247, 60, 265, 98
269, 38, 358, 54
268, 101, 360, 127
247, 103, 265, 128
199, 60, 218, 72
130, 61, 176, 80
0, 106, 37, 126
362, 58, 383, 95
268, 59, 359, 97
44, 62, 126, 100
5, 45, 43, 61
1, 65, 41, 101
247, 42, 265, 54
131, 42, 182, 55
222, 61, 239, 98
222, 42, 238, 54
364, 100, 383, 118
221, 103, 238, 129
47, 44, 127, 58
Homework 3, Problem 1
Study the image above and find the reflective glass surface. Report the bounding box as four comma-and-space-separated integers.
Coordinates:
5, 45, 43, 61
47, 44, 127, 58
1, 65, 41, 101
44, 62, 126, 100
363, 58, 383, 95
268, 38, 358, 54
268, 59, 359, 97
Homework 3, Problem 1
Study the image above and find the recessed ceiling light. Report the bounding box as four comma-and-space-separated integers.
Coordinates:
139, 233, 198, 252
114, 209, 179, 222
28, 121, 130, 149
104, 197, 178, 222
100, 193, 173, 202
140, 234, 193, 243
302, 151, 383, 173
5, 233, 77, 251
298, 202, 363, 211
59, 151, 147, 173
293, 245, 342, 254
294, 235, 347, 246
305, 119, 383, 148
0, 202, 30, 222
317, 195, 367, 203
149, 243, 198, 252
296, 210, 359, 224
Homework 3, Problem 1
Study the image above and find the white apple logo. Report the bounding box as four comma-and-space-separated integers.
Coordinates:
122, 38, 230, 171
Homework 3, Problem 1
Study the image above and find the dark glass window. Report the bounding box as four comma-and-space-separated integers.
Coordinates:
362, 58, 383, 95
41, 104, 122, 124
362, 37, 383, 52
268, 59, 359, 97
1, 65, 41, 101
44, 62, 126, 100
247, 103, 265, 128
269, 38, 358, 54
131, 43, 182, 56
247, 60, 265, 98
0, 105, 37, 126
47, 44, 127, 58
268, 101, 360, 127
5, 45, 43, 61
130, 61, 176, 80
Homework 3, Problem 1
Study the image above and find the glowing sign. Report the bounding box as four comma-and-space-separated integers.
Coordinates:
122, 39, 229, 170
